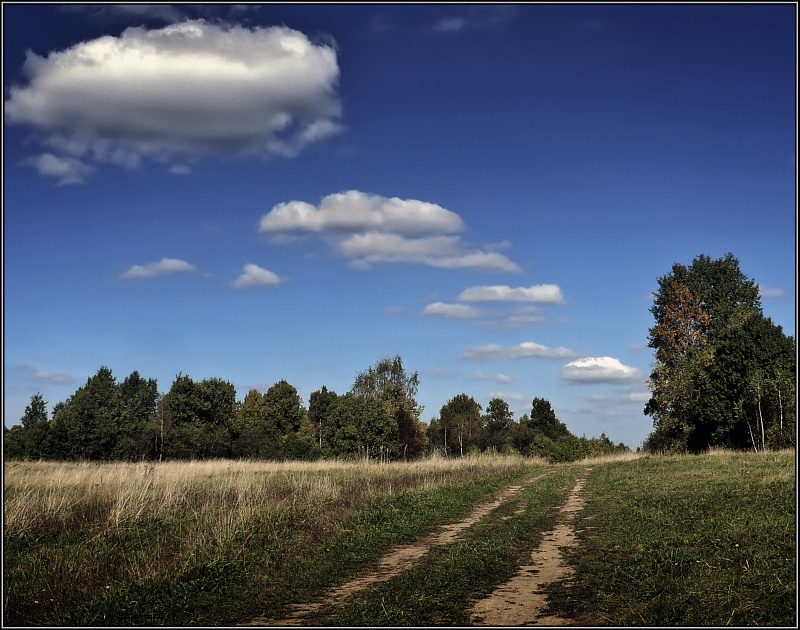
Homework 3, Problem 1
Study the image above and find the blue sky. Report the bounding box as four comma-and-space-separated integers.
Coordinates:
3, 4, 796, 448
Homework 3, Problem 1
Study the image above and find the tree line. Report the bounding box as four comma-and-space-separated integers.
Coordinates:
4, 355, 627, 463
644, 253, 795, 453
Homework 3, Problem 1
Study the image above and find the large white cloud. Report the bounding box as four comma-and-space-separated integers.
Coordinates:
458, 284, 564, 303
462, 341, 577, 360
259, 190, 520, 272
562, 357, 642, 383
5, 20, 341, 183
260, 190, 464, 236
121, 258, 197, 279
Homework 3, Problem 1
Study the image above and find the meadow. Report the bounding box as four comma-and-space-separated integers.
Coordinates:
3, 451, 795, 626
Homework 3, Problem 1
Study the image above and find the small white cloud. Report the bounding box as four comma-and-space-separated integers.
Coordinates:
487, 391, 526, 404
428, 6, 517, 33
431, 17, 468, 33
470, 371, 515, 383
562, 357, 642, 383
121, 258, 197, 279
16, 364, 76, 385
34, 371, 76, 385
462, 341, 577, 360
25, 153, 94, 185
758, 285, 784, 298
458, 284, 564, 304
423, 302, 480, 319
620, 391, 651, 403
169, 164, 192, 175
232, 263, 282, 289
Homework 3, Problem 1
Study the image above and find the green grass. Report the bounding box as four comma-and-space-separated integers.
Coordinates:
6, 453, 793, 626
545, 451, 796, 626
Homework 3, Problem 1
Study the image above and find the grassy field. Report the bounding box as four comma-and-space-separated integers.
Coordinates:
3, 451, 795, 626
546, 450, 796, 626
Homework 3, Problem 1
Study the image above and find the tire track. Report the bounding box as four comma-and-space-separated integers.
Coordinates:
242, 470, 555, 626
470, 468, 592, 626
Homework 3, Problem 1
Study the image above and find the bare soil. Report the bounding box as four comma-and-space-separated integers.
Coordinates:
242, 470, 555, 626
470, 468, 591, 626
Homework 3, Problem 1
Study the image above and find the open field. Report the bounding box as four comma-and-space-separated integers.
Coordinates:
3, 451, 795, 626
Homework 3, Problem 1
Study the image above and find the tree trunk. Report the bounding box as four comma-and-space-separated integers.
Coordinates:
756, 382, 765, 451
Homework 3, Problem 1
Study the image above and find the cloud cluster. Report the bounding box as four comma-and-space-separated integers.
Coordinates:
462, 341, 577, 360
562, 357, 642, 383
121, 258, 197, 279
422, 283, 563, 325
5, 20, 341, 183
260, 190, 520, 272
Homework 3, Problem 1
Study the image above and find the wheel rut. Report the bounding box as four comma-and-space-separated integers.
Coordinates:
470, 468, 592, 626
241, 470, 555, 626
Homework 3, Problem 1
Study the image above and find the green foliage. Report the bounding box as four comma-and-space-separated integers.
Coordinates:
645, 253, 795, 453
6, 356, 628, 463
351, 356, 425, 460
264, 380, 304, 435
324, 393, 399, 460
308, 386, 337, 450
434, 393, 483, 456
232, 389, 281, 459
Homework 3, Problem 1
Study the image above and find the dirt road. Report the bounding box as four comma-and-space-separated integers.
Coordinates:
470, 469, 591, 626
242, 470, 556, 626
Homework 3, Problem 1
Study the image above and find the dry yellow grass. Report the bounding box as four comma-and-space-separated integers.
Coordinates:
3, 454, 539, 538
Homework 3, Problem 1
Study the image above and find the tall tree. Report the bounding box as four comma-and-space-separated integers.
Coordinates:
308, 386, 338, 450
264, 380, 304, 435
233, 389, 281, 459
324, 392, 398, 459
437, 394, 482, 456
644, 253, 794, 453
352, 356, 424, 459
56, 366, 120, 460
482, 397, 515, 452
528, 397, 570, 440
115, 371, 159, 460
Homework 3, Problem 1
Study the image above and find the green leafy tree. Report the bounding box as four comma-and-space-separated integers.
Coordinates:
159, 373, 211, 459
324, 393, 398, 459
114, 371, 159, 460
528, 397, 570, 440
645, 253, 794, 452
264, 380, 304, 435
436, 394, 483, 456
352, 356, 425, 459
309, 386, 338, 450
56, 367, 120, 460
481, 397, 515, 452
232, 389, 281, 459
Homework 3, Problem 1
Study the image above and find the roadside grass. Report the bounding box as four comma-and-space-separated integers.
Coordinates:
3, 455, 541, 626
315, 465, 582, 626
546, 451, 796, 626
